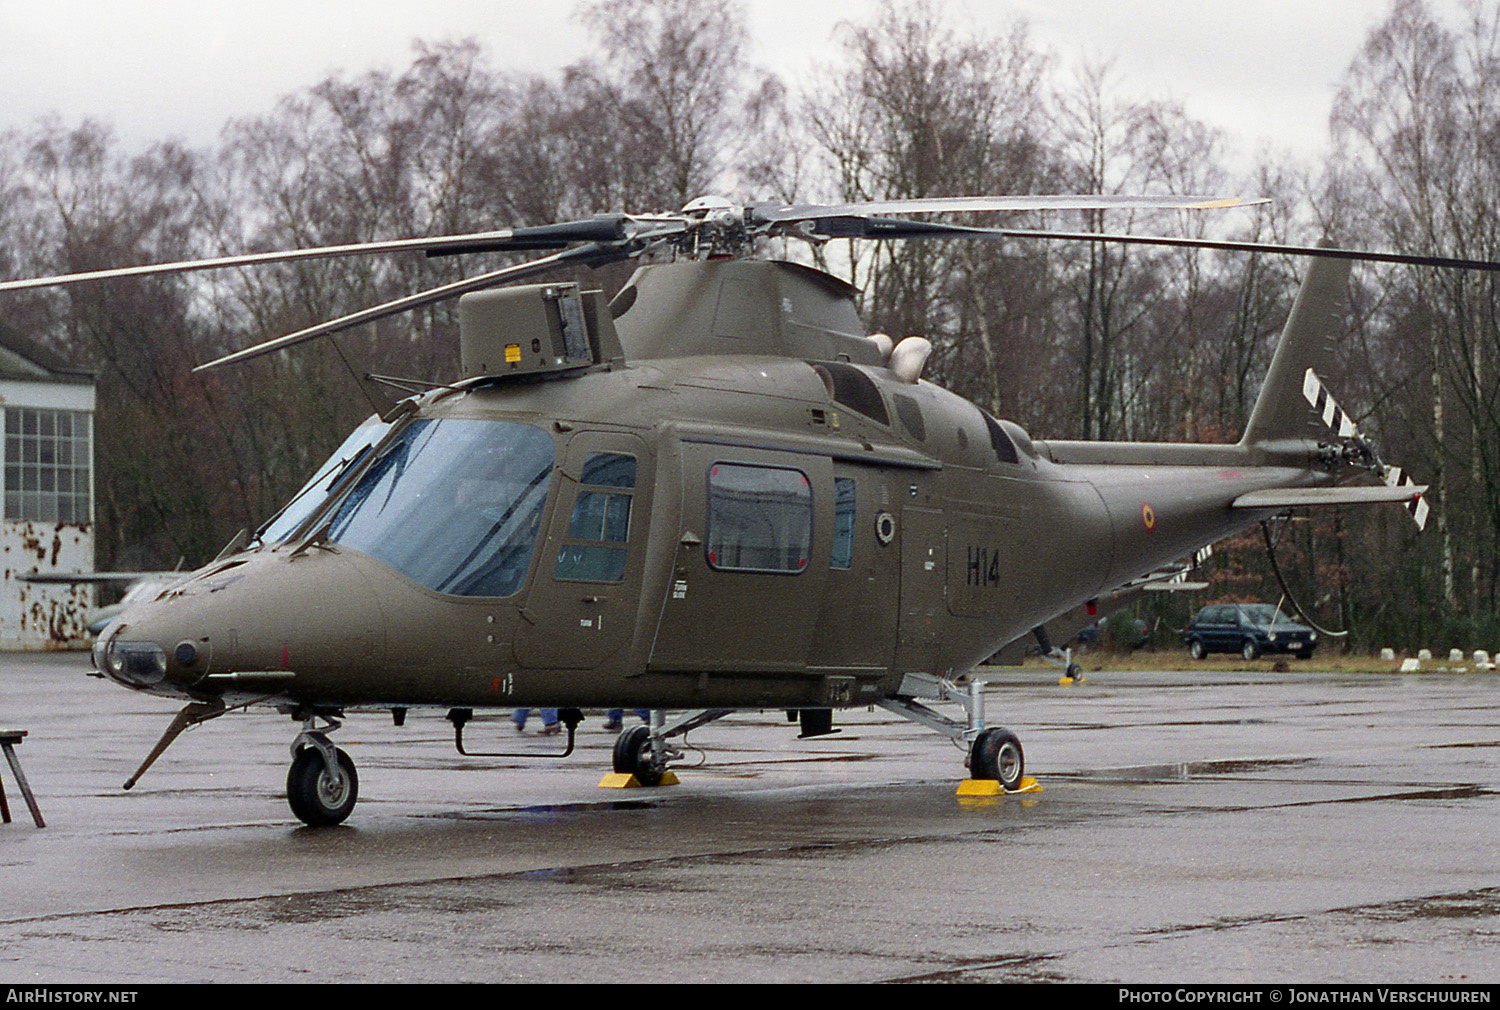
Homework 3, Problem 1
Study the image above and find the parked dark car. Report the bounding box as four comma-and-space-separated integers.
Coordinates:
1183, 603, 1318, 660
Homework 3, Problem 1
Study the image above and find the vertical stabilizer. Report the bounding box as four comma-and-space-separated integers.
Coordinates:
1240, 252, 1352, 446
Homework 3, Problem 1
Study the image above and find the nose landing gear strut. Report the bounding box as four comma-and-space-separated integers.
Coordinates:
287, 711, 357, 827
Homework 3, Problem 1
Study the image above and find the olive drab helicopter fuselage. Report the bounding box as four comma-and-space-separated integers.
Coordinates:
9, 195, 1462, 825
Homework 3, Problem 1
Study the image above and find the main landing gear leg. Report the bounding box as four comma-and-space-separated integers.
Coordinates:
876, 675, 1027, 793
1033, 625, 1082, 684
286, 712, 357, 827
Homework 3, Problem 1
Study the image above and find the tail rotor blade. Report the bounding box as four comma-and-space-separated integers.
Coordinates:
1303, 369, 1358, 439
1301, 368, 1428, 530
1381, 466, 1430, 531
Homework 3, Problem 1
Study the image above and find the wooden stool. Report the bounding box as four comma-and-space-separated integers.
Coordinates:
0, 731, 44, 828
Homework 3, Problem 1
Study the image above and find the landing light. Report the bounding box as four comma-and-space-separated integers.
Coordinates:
102, 641, 167, 687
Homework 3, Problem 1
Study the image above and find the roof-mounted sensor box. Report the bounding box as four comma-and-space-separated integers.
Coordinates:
459, 282, 622, 379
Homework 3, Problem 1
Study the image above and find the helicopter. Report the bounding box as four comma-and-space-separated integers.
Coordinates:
1, 192, 1482, 826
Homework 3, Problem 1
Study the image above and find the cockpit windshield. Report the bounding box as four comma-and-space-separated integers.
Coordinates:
323, 418, 555, 597
259, 413, 393, 545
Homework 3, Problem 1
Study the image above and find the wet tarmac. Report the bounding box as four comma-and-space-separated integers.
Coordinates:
0, 652, 1498, 983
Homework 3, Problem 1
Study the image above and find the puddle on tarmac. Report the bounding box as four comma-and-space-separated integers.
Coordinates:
420, 800, 661, 820
1339, 784, 1491, 803
1356, 887, 1500, 922
1070, 757, 1314, 783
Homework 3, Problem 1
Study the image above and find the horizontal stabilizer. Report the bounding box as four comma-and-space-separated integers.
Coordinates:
1233, 485, 1427, 509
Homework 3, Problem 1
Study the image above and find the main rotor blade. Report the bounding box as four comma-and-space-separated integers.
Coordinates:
799, 210, 1500, 273
192, 243, 620, 372
980, 227, 1500, 273
421, 214, 652, 256
802, 216, 1015, 240
752, 194, 1267, 223
0, 217, 638, 293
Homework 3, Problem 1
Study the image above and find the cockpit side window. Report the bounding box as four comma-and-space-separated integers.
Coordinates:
554, 452, 636, 583
324, 418, 555, 597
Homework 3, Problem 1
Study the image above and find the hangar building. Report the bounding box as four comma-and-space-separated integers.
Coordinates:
0, 325, 95, 649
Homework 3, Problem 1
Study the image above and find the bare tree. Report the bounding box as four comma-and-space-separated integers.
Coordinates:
575, 0, 754, 207
804, 0, 1058, 421
1332, 0, 1500, 635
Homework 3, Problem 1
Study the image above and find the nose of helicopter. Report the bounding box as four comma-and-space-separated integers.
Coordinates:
93, 548, 393, 698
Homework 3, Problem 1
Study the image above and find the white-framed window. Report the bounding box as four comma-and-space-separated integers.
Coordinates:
4, 407, 92, 523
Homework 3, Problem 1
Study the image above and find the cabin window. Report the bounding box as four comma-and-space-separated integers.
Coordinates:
705, 463, 811, 574
831, 477, 855, 570
3, 407, 91, 523
554, 451, 636, 582
325, 418, 554, 597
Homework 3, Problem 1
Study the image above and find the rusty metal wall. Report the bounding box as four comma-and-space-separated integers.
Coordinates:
1, 521, 93, 649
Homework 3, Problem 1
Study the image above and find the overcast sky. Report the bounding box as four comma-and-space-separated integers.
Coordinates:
0, 0, 1473, 173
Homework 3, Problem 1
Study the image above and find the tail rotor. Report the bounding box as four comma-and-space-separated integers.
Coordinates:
1300, 368, 1429, 530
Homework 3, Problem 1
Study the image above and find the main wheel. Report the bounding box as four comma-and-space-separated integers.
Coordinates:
1188, 639, 1207, 661
287, 746, 358, 826
1241, 639, 1261, 661
612, 724, 663, 786
968, 727, 1025, 791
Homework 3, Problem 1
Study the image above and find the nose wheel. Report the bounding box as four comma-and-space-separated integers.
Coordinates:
286, 715, 358, 826
287, 746, 358, 826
